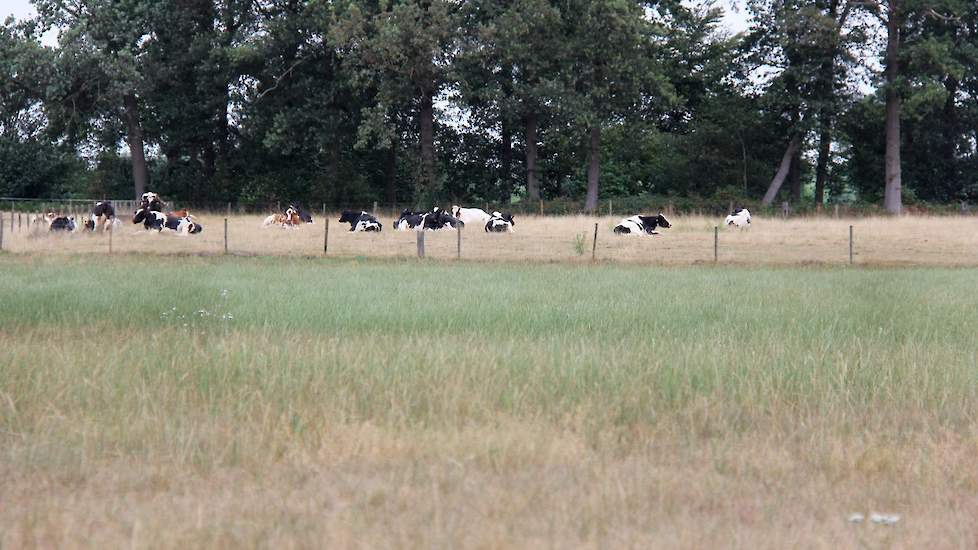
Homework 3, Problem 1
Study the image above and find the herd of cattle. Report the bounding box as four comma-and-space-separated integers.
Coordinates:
31, 191, 754, 238
33, 192, 202, 236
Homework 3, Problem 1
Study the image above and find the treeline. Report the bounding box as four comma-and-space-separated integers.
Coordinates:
1, 0, 977, 213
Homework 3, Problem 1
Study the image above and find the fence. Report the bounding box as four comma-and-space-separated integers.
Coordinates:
3, 203, 976, 268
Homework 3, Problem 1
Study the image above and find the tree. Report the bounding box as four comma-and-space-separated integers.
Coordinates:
337, 1, 458, 203
564, 0, 663, 211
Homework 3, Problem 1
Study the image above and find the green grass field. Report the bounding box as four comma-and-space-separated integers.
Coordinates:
2, 255, 977, 547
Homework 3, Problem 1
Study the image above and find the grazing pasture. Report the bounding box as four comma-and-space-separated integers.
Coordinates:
1, 255, 977, 547
2, 212, 978, 266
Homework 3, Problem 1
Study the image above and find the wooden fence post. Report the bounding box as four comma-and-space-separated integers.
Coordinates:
457, 225, 462, 260
372, 201, 378, 216
417, 230, 425, 258
539, 199, 544, 216
781, 201, 789, 219
591, 222, 598, 261
608, 199, 612, 216
714, 226, 718, 263
0, 213, 4, 251
834, 204, 839, 218
849, 225, 853, 265
224, 218, 228, 255
324, 218, 329, 255
18, 212, 22, 231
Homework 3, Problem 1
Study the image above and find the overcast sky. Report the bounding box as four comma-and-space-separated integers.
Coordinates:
4, 0, 753, 43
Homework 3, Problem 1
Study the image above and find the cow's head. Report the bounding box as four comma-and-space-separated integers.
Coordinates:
451, 205, 460, 218
500, 212, 515, 226
132, 208, 149, 224
338, 210, 358, 224
655, 213, 671, 228
187, 221, 203, 234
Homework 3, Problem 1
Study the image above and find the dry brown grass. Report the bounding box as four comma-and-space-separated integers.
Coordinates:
4, 211, 978, 266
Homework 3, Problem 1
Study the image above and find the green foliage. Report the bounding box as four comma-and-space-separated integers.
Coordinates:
0, 0, 977, 206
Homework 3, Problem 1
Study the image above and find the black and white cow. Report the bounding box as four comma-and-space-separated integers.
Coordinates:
164, 215, 203, 235
82, 201, 118, 232
484, 211, 515, 233
394, 209, 425, 231
613, 214, 672, 235
339, 209, 383, 232
422, 208, 464, 231
724, 208, 751, 228
133, 207, 202, 235
139, 191, 164, 212
133, 207, 167, 231
451, 205, 491, 226
49, 216, 77, 232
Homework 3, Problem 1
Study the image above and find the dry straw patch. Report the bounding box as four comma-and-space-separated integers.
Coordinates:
4, 211, 978, 266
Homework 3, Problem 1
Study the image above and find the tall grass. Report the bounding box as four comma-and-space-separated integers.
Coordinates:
2, 256, 977, 547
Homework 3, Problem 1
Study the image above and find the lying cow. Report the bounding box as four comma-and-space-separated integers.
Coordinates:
613, 214, 672, 235
451, 205, 491, 226
339, 209, 383, 232
49, 216, 77, 232
724, 208, 751, 228
423, 208, 464, 231
394, 209, 425, 231
263, 204, 313, 228
133, 207, 202, 235
484, 211, 515, 233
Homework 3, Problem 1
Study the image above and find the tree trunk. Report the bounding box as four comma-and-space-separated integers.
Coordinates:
386, 139, 397, 206
883, 2, 902, 214
941, 76, 958, 198
585, 125, 601, 212
524, 112, 540, 200
123, 93, 149, 200
814, 127, 831, 207
419, 87, 435, 195
761, 135, 801, 206
500, 119, 513, 204
789, 146, 802, 203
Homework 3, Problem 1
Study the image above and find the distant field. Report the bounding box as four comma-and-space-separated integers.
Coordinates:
3, 211, 978, 266
1, 256, 976, 547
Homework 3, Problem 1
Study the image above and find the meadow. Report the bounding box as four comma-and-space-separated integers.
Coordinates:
3, 211, 978, 266
1, 255, 977, 547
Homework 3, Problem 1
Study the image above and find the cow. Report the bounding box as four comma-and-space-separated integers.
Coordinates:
133, 206, 167, 231
613, 214, 672, 235
262, 204, 313, 228
164, 215, 203, 235
451, 205, 491, 226
422, 208, 464, 231
394, 209, 426, 231
49, 216, 77, 232
484, 211, 515, 233
339, 209, 382, 232
139, 192, 164, 212
724, 208, 751, 228
133, 206, 201, 235
81, 201, 118, 232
